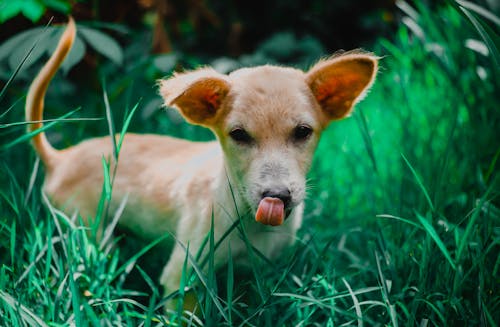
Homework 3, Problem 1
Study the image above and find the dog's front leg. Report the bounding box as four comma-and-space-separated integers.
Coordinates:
160, 241, 199, 314
160, 208, 227, 315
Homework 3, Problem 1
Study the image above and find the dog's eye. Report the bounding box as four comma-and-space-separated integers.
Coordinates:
229, 128, 253, 144
293, 125, 313, 142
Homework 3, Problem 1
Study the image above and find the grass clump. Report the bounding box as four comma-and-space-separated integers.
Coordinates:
0, 0, 499, 325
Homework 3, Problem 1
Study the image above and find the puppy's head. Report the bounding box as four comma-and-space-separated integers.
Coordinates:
159, 52, 378, 226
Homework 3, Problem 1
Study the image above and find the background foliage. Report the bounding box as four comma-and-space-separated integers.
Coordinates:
0, 0, 499, 326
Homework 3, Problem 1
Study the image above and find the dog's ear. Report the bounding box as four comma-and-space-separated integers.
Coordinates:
306, 53, 378, 122
159, 68, 230, 126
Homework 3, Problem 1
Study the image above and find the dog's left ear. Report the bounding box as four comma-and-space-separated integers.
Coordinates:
306, 53, 378, 122
159, 68, 230, 126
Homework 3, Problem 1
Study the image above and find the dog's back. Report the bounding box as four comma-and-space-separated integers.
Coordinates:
43, 132, 221, 237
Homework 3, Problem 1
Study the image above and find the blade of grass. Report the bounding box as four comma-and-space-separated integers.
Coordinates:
199, 217, 240, 269
0, 19, 53, 104
481, 299, 498, 327
484, 146, 500, 184
461, 9, 500, 67
101, 156, 112, 202
175, 243, 191, 322
67, 255, 82, 326
355, 109, 378, 173
10, 220, 15, 268
205, 212, 217, 320
416, 213, 456, 270
117, 100, 141, 152
102, 80, 118, 161
225, 173, 266, 304
377, 214, 424, 230
175, 240, 229, 323
24, 157, 39, 206
456, 186, 493, 261
415, 298, 446, 325
456, 0, 500, 26
135, 267, 159, 327
226, 243, 233, 326
342, 278, 363, 327
0, 117, 102, 128
401, 153, 435, 212
2, 107, 81, 150
0, 95, 25, 121
14, 241, 50, 287
449, 0, 500, 69
111, 233, 169, 280
41, 192, 71, 257
99, 194, 129, 250
272, 293, 333, 310
375, 250, 398, 327
0, 290, 49, 327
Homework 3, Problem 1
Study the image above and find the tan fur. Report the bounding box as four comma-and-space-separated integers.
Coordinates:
25, 17, 76, 166
26, 18, 378, 315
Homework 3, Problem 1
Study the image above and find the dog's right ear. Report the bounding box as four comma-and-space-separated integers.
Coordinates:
159, 69, 230, 126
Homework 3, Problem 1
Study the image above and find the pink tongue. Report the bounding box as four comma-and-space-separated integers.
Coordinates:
255, 197, 285, 226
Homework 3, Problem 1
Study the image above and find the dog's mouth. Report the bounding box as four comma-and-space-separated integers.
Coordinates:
255, 197, 292, 226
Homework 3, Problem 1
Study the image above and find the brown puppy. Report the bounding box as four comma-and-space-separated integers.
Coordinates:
26, 18, 378, 314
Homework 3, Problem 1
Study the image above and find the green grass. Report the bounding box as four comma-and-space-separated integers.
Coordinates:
1, 1, 499, 326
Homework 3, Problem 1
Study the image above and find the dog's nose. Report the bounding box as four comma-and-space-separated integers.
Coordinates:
262, 187, 292, 207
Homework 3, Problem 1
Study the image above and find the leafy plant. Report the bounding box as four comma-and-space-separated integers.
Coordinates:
0, 0, 71, 23
0, 21, 125, 80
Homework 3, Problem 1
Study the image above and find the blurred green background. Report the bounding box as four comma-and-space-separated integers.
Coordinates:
0, 0, 498, 325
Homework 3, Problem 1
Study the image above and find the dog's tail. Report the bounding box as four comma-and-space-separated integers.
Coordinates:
25, 17, 76, 166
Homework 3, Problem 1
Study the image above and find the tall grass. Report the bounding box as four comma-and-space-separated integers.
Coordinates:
310, 1, 499, 325
0, 0, 499, 325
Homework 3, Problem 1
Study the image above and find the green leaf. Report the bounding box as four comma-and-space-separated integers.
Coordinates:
456, 188, 493, 261
2, 107, 80, 150
101, 156, 112, 201
175, 244, 190, 320
456, 0, 500, 26
12, 29, 55, 73
78, 26, 123, 65
102, 82, 118, 160
448, 0, 500, 70
377, 214, 423, 229
0, 27, 45, 62
117, 101, 140, 152
226, 243, 233, 326
401, 153, 435, 212
8, 28, 52, 72
10, 220, 15, 267
416, 213, 456, 270
21, 0, 45, 23
176, 240, 230, 323
460, 7, 500, 69
0, 290, 50, 326
0, 2, 23, 23
153, 54, 177, 73
0, 29, 45, 103
79, 21, 130, 34
41, 0, 71, 13
61, 35, 86, 74
68, 257, 82, 326
111, 234, 169, 280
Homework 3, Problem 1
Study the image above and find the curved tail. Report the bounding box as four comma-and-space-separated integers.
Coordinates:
25, 17, 76, 166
